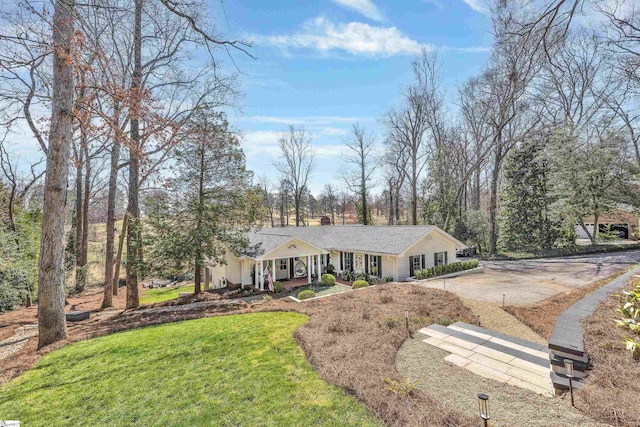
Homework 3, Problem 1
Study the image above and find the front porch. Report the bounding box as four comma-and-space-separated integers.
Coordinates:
247, 252, 330, 291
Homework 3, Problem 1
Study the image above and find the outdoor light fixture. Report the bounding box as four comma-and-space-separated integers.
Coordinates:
477, 314, 481, 327
477, 393, 490, 427
564, 359, 575, 407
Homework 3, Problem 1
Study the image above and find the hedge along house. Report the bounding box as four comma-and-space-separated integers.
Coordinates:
208, 225, 465, 290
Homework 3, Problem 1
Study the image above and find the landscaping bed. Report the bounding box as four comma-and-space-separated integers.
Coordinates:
284, 283, 352, 299
2, 283, 479, 426
578, 279, 640, 426
503, 269, 629, 340
290, 283, 477, 426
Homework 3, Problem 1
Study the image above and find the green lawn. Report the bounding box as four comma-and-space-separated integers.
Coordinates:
0, 312, 381, 427
140, 283, 195, 304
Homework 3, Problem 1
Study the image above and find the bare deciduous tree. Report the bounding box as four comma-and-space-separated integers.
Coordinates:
275, 126, 315, 227
342, 124, 377, 225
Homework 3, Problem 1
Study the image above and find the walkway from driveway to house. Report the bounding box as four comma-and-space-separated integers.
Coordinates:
419, 322, 552, 395
419, 250, 640, 304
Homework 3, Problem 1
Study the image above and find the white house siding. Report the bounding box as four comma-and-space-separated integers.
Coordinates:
210, 251, 243, 286
381, 256, 396, 280
259, 237, 325, 261
397, 231, 460, 280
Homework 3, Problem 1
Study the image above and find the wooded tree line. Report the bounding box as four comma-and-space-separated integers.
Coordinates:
0, 0, 255, 347
260, 0, 640, 256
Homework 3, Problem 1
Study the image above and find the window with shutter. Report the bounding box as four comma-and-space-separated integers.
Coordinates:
409, 256, 414, 277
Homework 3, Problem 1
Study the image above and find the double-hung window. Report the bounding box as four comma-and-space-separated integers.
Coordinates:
434, 251, 448, 266
279, 259, 287, 270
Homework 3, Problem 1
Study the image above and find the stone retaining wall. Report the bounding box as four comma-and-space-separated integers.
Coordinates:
548, 266, 640, 394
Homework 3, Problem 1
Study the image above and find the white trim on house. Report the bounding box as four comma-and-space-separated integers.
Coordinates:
397, 226, 465, 258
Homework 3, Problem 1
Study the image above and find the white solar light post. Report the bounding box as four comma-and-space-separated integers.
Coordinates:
564, 359, 575, 407
478, 393, 490, 427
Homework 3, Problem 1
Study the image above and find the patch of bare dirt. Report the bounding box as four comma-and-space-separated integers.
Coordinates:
503, 269, 628, 340
578, 279, 640, 427
1, 283, 476, 427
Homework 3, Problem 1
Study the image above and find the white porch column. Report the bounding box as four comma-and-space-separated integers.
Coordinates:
272, 259, 276, 288
317, 254, 322, 276
307, 255, 312, 284
259, 260, 264, 290
240, 259, 246, 289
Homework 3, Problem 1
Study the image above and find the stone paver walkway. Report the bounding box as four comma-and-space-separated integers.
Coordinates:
419, 322, 552, 396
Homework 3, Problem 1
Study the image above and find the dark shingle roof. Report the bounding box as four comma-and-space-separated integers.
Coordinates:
243, 225, 446, 258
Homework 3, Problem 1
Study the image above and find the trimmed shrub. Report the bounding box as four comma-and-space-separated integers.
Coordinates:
384, 276, 394, 283
297, 289, 316, 300
326, 263, 336, 274
320, 274, 336, 286
413, 259, 480, 280
352, 280, 369, 289
273, 281, 284, 293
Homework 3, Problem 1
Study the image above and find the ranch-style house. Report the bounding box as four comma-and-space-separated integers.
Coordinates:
208, 225, 465, 290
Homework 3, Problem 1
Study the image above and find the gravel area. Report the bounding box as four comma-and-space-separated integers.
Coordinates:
0, 324, 37, 361
396, 335, 607, 427
461, 298, 547, 345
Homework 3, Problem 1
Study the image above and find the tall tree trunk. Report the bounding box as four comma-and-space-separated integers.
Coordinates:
388, 182, 394, 225
78, 143, 90, 293
592, 213, 599, 245
126, 0, 142, 310
113, 213, 128, 296
74, 148, 83, 291
194, 141, 205, 294
488, 148, 502, 255
102, 106, 121, 308
295, 195, 301, 227
37, 0, 75, 349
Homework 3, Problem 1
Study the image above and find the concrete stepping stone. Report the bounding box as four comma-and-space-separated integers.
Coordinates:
419, 321, 554, 396
465, 361, 511, 383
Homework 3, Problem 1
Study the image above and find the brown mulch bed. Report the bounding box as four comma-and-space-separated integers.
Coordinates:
578, 279, 640, 427
1, 283, 476, 427
503, 269, 629, 340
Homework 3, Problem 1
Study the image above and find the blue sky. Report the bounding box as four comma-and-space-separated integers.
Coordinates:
217, 0, 494, 194
4, 0, 493, 195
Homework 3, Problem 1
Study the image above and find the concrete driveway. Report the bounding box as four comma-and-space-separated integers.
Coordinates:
419, 250, 640, 305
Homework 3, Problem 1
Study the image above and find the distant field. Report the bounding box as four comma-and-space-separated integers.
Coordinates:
140, 283, 195, 304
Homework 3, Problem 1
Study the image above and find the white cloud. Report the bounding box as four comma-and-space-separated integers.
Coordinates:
331, 0, 384, 21
249, 16, 432, 57
462, 0, 488, 15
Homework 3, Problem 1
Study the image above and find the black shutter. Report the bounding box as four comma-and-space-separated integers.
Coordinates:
326, 253, 330, 266
289, 258, 294, 278
365, 254, 369, 274
445, 251, 448, 265
350, 253, 354, 270
434, 253, 438, 266
421, 254, 426, 269
340, 252, 344, 270
409, 256, 414, 277
377, 256, 382, 278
